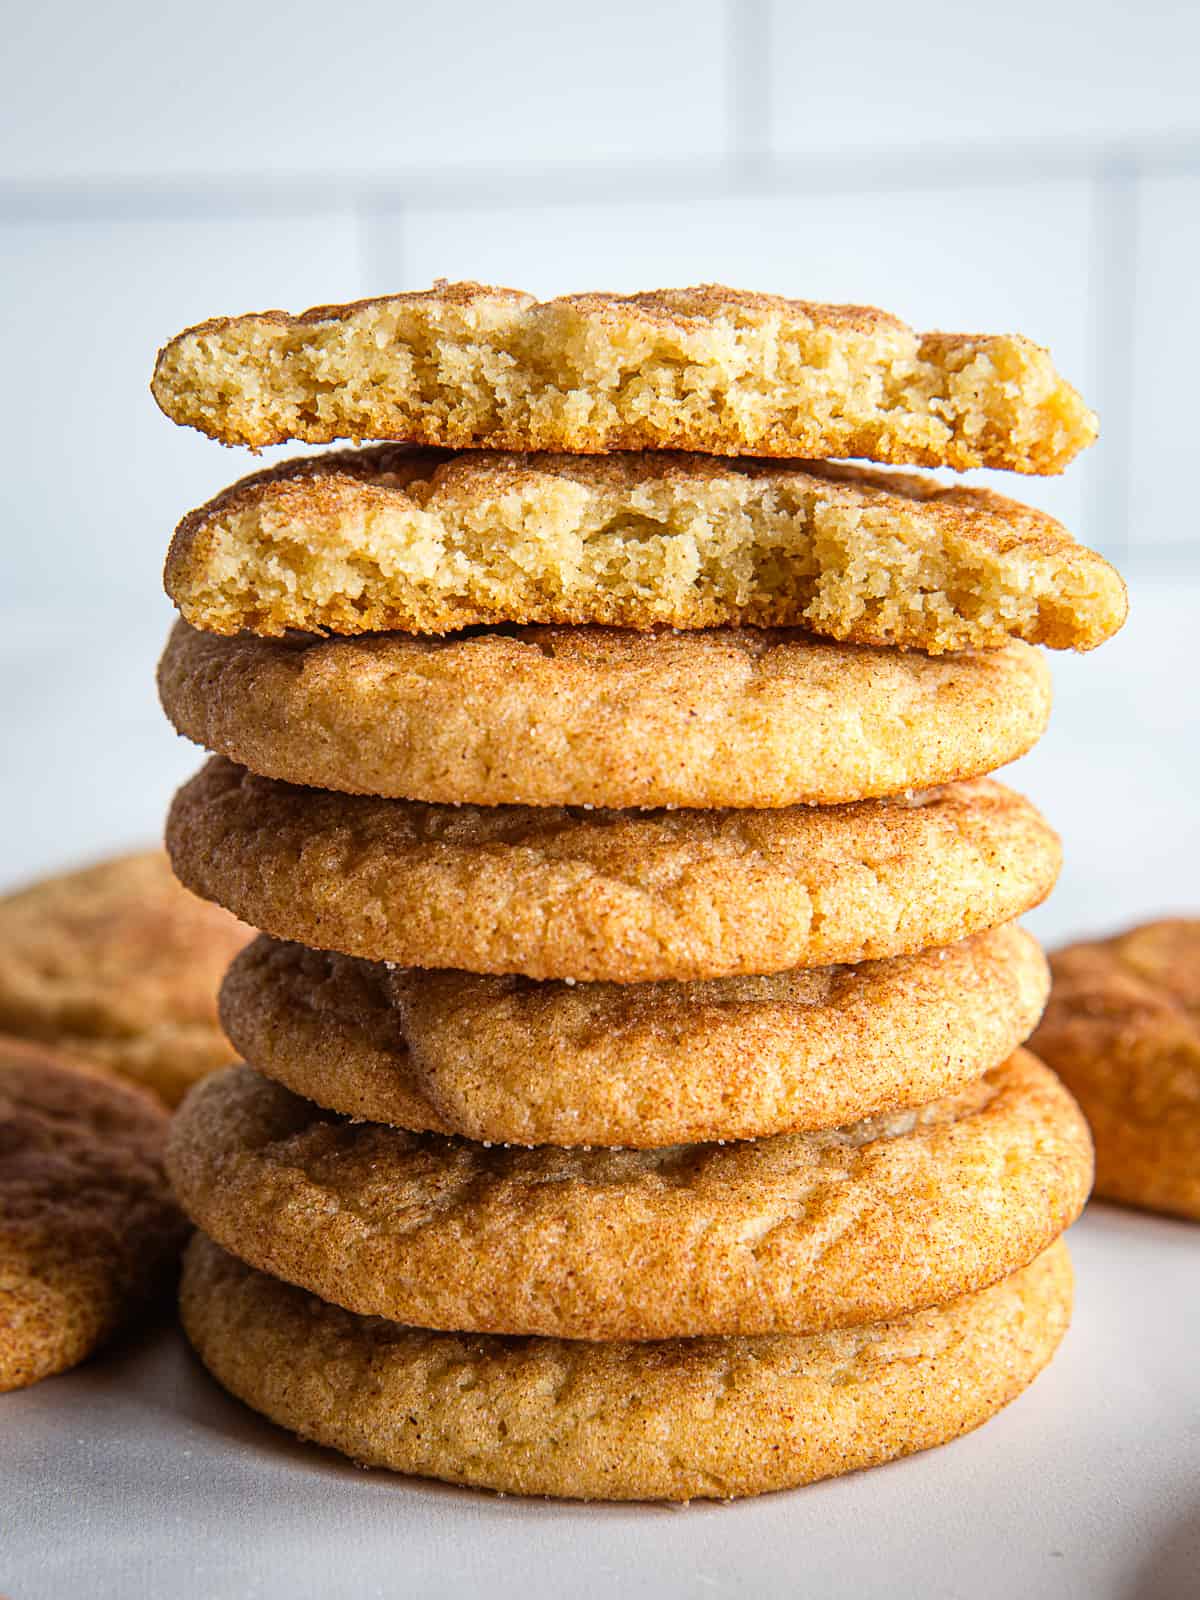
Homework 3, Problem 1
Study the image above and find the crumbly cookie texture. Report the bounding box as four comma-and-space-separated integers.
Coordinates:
164, 448, 1124, 652
180, 1233, 1072, 1501
166, 1052, 1091, 1341
0, 851, 253, 1106
0, 1039, 187, 1391
151, 282, 1097, 472
158, 621, 1053, 810
221, 925, 1050, 1147
166, 758, 1061, 982
1031, 918, 1200, 1220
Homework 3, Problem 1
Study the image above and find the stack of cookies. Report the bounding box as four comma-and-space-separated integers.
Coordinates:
150, 283, 1125, 1501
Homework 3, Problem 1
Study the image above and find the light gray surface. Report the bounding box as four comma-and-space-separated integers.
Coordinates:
3, 1206, 1197, 1600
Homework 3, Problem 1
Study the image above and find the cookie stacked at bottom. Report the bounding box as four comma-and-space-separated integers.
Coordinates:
151, 283, 1115, 1499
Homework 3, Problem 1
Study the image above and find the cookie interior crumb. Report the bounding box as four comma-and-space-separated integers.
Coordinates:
165, 448, 1124, 653
151, 282, 1097, 473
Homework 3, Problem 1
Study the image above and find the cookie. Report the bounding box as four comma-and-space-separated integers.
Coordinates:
163, 447, 1126, 652
221, 925, 1051, 1147
151, 281, 1096, 473
1031, 918, 1200, 1220
158, 622, 1053, 810
166, 1052, 1091, 1340
181, 1232, 1072, 1501
0, 850, 253, 1105
167, 759, 1060, 982
0, 1037, 187, 1390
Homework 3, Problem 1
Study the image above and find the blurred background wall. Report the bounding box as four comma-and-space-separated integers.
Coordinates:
1, 0, 1197, 945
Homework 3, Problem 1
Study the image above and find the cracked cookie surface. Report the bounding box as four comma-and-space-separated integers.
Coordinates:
222, 925, 1050, 1147
181, 1233, 1072, 1500
166, 1051, 1091, 1340
167, 759, 1061, 982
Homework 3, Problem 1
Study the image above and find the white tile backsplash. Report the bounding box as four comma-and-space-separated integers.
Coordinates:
1, 211, 363, 611
1, 1, 727, 181
768, 1, 1200, 156
0, 605, 204, 887
1128, 174, 1200, 550
1004, 574, 1200, 947
2, 0, 1191, 584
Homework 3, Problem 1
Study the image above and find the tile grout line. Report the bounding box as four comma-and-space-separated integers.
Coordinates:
354, 186, 392, 296
1084, 161, 1140, 568
2, 137, 1199, 222
727, 0, 771, 175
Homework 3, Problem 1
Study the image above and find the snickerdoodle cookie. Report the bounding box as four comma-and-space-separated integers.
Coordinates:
167, 761, 1060, 982
180, 1232, 1073, 1501
158, 622, 1053, 809
1031, 918, 1200, 1220
222, 925, 1050, 1147
0, 1038, 187, 1391
151, 282, 1096, 472
163, 448, 1125, 652
166, 1052, 1090, 1340
0, 851, 253, 1105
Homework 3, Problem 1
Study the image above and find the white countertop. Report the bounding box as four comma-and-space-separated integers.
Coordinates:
4, 1205, 1197, 1600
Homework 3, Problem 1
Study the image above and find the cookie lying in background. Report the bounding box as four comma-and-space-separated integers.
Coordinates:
0, 850, 252, 1106
1032, 918, 1200, 1221
0, 1038, 187, 1391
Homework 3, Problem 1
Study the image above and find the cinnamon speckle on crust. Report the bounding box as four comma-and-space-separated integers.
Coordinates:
180, 1232, 1073, 1500
158, 621, 1053, 809
1032, 918, 1200, 1220
165, 758, 1062, 982
167, 1051, 1090, 1341
219, 924, 1050, 1147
